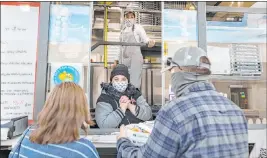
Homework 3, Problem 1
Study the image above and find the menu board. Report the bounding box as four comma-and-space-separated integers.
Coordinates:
1, 2, 40, 120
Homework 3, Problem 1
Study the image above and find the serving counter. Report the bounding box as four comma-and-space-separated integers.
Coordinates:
0, 129, 119, 158
1, 125, 266, 158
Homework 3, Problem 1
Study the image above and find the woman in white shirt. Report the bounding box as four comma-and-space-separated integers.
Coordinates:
116, 11, 155, 90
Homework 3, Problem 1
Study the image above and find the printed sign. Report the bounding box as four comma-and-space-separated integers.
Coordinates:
1, 2, 40, 120
53, 65, 80, 85
50, 63, 84, 90
207, 46, 231, 75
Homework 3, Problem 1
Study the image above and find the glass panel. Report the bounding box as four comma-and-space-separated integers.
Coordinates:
206, 1, 267, 9
91, 2, 162, 63
91, 2, 162, 109
206, 12, 267, 119
163, 2, 198, 102
47, 2, 92, 99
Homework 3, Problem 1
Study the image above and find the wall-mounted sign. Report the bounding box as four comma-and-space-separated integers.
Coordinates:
207, 46, 231, 75
53, 65, 80, 85
50, 63, 84, 90
0, 2, 40, 121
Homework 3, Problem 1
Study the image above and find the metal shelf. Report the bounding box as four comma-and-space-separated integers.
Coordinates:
93, 4, 127, 8
93, 27, 162, 33
94, 8, 122, 13
209, 74, 263, 81
143, 25, 162, 32
94, 8, 162, 14
230, 44, 262, 76
124, 9, 161, 14
93, 28, 121, 32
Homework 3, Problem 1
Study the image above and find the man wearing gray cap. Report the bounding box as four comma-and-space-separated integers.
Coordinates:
116, 46, 248, 158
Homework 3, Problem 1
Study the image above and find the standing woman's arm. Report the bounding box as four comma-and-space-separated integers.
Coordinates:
136, 24, 150, 44
116, 31, 123, 63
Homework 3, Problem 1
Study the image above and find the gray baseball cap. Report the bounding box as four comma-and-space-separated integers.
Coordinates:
161, 46, 211, 73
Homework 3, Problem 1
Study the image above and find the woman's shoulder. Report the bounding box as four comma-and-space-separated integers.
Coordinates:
77, 138, 96, 148
23, 125, 36, 136
96, 92, 112, 103
77, 138, 99, 157
17, 127, 99, 158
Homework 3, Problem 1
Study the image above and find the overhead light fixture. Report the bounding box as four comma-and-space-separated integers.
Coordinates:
237, 2, 243, 7
229, 85, 244, 88
226, 17, 234, 21
186, 2, 195, 10
189, 5, 195, 10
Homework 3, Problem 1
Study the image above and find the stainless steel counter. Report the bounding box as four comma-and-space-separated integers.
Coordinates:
81, 128, 119, 135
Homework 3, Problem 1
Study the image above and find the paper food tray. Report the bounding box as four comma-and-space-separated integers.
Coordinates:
90, 135, 117, 144
126, 124, 152, 146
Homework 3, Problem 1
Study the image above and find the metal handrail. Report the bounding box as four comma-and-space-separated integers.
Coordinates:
91, 41, 147, 51
91, 41, 162, 51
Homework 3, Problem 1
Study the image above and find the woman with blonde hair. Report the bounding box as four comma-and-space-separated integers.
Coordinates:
9, 82, 99, 158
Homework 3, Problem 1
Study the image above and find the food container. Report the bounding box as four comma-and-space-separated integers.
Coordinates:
126, 123, 151, 146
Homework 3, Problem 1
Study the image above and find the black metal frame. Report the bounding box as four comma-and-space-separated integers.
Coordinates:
91, 41, 147, 51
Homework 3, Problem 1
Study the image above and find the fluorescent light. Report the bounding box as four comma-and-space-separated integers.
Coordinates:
229, 85, 244, 88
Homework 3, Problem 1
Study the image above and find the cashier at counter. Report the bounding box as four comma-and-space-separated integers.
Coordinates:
95, 64, 152, 128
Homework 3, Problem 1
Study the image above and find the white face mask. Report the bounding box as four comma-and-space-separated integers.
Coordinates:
112, 81, 128, 92
124, 19, 135, 27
